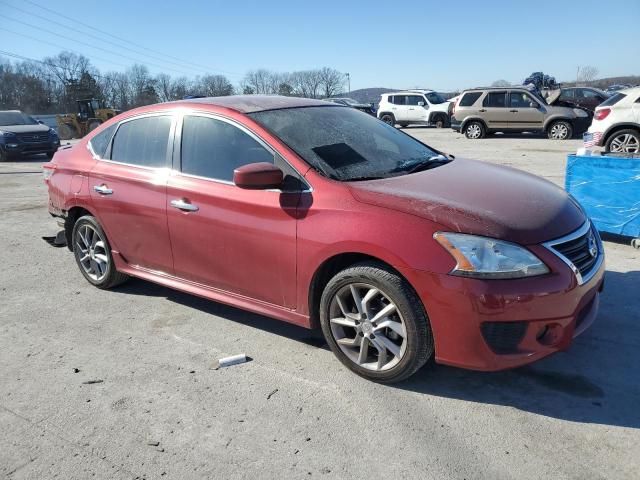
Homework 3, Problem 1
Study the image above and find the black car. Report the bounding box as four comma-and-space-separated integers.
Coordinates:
0, 110, 60, 161
555, 87, 610, 112
326, 97, 376, 115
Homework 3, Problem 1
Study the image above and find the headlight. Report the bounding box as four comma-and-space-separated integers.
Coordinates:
1, 130, 16, 137
434, 232, 549, 279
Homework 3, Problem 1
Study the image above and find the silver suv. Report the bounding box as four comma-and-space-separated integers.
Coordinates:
451, 87, 590, 140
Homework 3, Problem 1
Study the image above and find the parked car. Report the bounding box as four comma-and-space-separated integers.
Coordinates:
45, 95, 604, 383
0, 110, 60, 161
377, 90, 451, 128
326, 97, 376, 115
588, 86, 640, 154
451, 87, 590, 139
556, 87, 609, 112
605, 84, 632, 93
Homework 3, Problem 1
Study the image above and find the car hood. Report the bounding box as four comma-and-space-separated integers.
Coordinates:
348, 158, 586, 245
0, 124, 51, 134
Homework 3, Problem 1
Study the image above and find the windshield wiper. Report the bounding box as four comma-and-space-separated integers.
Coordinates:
345, 175, 386, 182
393, 155, 451, 175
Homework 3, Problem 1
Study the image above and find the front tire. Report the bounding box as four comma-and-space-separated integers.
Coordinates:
87, 120, 102, 133
319, 262, 433, 383
433, 114, 446, 128
58, 123, 76, 140
605, 129, 640, 154
464, 121, 485, 139
547, 120, 572, 140
72, 215, 128, 289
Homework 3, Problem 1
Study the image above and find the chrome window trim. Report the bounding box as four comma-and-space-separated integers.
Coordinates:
542, 221, 604, 286
174, 111, 313, 193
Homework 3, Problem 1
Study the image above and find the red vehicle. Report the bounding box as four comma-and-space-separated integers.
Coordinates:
44, 96, 605, 383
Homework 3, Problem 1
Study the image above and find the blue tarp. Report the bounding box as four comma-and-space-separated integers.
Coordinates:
565, 154, 640, 237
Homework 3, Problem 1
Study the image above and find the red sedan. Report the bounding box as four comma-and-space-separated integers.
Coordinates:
44, 96, 604, 383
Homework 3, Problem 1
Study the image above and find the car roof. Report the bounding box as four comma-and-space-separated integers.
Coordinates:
178, 95, 336, 113
0, 110, 22, 113
384, 90, 435, 95
462, 86, 524, 92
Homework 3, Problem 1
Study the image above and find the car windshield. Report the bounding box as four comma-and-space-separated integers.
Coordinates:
340, 98, 361, 106
425, 92, 447, 104
0, 112, 38, 126
249, 106, 445, 181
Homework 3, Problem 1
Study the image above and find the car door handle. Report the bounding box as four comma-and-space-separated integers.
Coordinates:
170, 199, 199, 212
93, 184, 113, 195
479, 109, 487, 112
509, 109, 518, 112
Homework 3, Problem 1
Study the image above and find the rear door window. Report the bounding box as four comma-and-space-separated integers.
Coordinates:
392, 95, 407, 105
483, 92, 507, 107
459, 92, 482, 106
110, 115, 172, 167
89, 124, 117, 158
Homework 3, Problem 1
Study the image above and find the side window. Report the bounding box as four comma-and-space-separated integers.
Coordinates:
392, 95, 407, 105
181, 115, 274, 182
406, 95, 423, 106
483, 92, 507, 108
560, 89, 575, 100
110, 116, 172, 167
459, 92, 482, 106
89, 123, 117, 158
581, 89, 600, 99
510, 92, 535, 108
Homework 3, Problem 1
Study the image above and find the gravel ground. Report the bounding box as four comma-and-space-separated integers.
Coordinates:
1, 130, 639, 479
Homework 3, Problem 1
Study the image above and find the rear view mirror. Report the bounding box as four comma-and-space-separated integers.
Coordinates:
233, 162, 284, 190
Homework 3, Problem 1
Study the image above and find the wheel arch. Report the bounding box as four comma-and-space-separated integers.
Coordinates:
378, 111, 395, 121
308, 252, 407, 329
602, 123, 640, 146
64, 205, 97, 251
460, 117, 488, 132
543, 116, 573, 131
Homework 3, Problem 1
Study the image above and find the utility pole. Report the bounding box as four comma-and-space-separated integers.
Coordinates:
345, 73, 350, 94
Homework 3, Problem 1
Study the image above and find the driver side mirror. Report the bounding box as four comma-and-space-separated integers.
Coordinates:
233, 162, 284, 190
37, 120, 44, 124
529, 102, 538, 108
418, 101, 425, 107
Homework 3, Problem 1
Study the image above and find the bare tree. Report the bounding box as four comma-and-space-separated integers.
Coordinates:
198, 75, 234, 96
491, 79, 511, 87
318, 67, 345, 98
576, 66, 599, 85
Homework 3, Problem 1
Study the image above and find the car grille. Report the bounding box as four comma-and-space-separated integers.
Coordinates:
17, 133, 49, 143
544, 222, 602, 285
480, 321, 527, 354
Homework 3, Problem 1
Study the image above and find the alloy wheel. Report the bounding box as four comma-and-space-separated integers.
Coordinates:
328, 282, 407, 372
550, 123, 569, 140
466, 124, 482, 139
610, 133, 640, 153
75, 224, 110, 281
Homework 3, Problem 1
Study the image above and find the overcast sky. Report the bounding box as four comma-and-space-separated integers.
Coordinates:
1, 0, 639, 91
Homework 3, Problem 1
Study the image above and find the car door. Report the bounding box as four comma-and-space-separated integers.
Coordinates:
390, 95, 409, 121
405, 95, 428, 122
480, 91, 510, 130
508, 91, 545, 129
166, 113, 300, 308
89, 113, 175, 274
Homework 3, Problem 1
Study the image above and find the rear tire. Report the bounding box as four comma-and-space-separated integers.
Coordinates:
464, 121, 485, 139
72, 215, 128, 289
547, 120, 572, 140
605, 129, 640, 154
380, 114, 396, 127
0, 149, 10, 162
320, 261, 433, 383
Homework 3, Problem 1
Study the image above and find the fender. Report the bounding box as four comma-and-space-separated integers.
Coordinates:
542, 115, 573, 131
460, 116, 488, 132
601, 122, 640, 144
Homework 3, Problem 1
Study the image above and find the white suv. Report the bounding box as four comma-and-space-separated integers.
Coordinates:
378, 90, 452, 128
588, 86, 640, 153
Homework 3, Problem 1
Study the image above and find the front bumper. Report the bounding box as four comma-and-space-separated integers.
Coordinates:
1, 139, 59, 156
399, 243, 605, 371
450, 117, 461, 131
